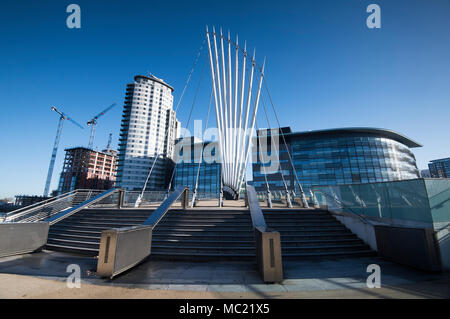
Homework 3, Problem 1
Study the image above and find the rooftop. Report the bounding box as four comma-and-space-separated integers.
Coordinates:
135, 74, 174, 92
429, 157, 450, 163
258, 127, 422, 148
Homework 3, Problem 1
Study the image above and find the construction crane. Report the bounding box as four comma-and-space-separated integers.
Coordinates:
87, 102, 117, 149
106, 133, 112, 152
44, 106, 84, 197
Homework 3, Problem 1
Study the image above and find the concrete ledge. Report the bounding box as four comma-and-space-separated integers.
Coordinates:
97, 225, 153, 278
0, 222, 49, 258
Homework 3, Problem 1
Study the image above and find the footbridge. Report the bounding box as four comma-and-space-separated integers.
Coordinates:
1, 28, 446, 283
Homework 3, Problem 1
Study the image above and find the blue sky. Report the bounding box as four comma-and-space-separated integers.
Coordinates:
0, 0, 449, 198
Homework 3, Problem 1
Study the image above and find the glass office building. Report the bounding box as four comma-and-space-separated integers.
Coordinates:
428, 158, 450, 178
173, 138, 221, 198
252, 127, 421, 193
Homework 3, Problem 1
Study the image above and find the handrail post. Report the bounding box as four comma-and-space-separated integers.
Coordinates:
117, 189, 125, 209
267, 189, 272, 208
190, 189, 197, 208
244, 190, 249, 207
219, 188, 223, 207
310, 190, 320, 208
181, 188, 189, 210
285, 189, 292, 208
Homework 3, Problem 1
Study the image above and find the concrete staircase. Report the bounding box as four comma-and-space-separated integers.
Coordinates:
151, 209, 254, 260
263, 208, 375, 259
46, 208, 155, 255
46, 208, 255, 260
46, 207, 374, 260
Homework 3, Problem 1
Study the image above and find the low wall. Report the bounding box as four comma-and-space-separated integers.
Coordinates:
330, 211, 443, 272
0, 222, 49, 258
434, 222, 450, 271
375, 225, 441, 272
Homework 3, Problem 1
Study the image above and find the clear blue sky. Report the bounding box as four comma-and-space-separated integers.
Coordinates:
0, 0, 449, 198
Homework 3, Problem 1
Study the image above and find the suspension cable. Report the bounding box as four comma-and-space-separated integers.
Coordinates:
193, 89, 213, 197
260, 93, 290, 194
167, 55, 208, 192
262, 76, 308, 200
255, 119, 271, 194
174, 38, 206, 113
136, 38, 205, 203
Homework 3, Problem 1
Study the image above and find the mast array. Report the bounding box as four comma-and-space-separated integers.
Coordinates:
206, 26, 265, 196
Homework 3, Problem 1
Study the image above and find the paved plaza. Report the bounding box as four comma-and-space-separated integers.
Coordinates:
0, 250, 449, 298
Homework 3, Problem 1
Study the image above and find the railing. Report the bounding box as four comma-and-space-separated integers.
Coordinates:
45, 188, 121, 225
255, 189, 309, 208
121, 191, 170, 207
247, 186, 268, 230
96, 186, 189, 278
246, 185, 283, 283
3, 190, 76, 222
143, 187, 189, 226
3, 189, 103, 223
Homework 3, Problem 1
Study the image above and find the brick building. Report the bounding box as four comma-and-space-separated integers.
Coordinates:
57, 147, 118, 194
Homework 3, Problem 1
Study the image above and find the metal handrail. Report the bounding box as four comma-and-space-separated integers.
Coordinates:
4, 192, 78, 223
4, 189, 105, 223
143, 186, 189, 227
46, 188, 119, 225
246, 185, 268, 230
4, 190, 78, 219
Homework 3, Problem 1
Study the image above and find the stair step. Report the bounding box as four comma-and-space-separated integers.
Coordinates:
74, 214, 152, 219
152, 239, 254, 246
155, 223, 252, 228
152, 244, 254, 251
282, 250, 376, 258
48, 228, 102, 236
153, 228, 253, 233
47, 238, 100, 248
266, 223, 342, 227
44, 243, 99, 255
56, 221, 143, 227
152, 233, 254, 240
51, 224, 134, 231
281, 243, 369, 251
279, 238, 362, 246
48, 233, 101, 241
151, 250, 255, 258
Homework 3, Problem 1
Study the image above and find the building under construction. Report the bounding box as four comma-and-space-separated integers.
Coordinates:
57, 147, 118, 194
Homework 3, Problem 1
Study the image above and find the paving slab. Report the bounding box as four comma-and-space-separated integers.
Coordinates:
0, 250, 449, 298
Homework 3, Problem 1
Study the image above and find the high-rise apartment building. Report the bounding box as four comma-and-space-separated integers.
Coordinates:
117, 75, 180, 191
428, 157, 450, 178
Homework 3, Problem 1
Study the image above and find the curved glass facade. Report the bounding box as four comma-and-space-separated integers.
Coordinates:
253, 127, 421, 192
